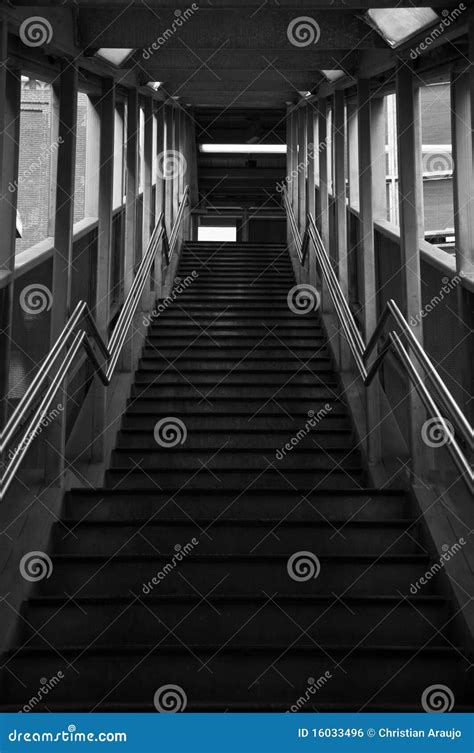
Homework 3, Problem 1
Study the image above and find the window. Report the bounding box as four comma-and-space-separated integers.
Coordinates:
420, 82, 455, 252
15, 77, 57, 255
198, 224, 236, 242
384, 94, 399, 225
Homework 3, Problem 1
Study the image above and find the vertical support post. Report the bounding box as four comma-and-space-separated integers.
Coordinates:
290, 109, 298, 212
164, 105, 173, 236
317, 98, 331, 313
122, 86, 138, 371
451, 67, 473, 421
396, 64, 425, 483
142, 96, 153, 311
306, 105, 317, 287
0, 25, 20, 431
154, 103, 165, 295
297, 105, 307, 235
333, 90, 350, 370
91, 78, 115, 462
357, 79, 382, 473
47, 63, 78, 482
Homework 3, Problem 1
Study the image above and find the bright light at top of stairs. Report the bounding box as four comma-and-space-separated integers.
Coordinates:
199, 144, 287, 154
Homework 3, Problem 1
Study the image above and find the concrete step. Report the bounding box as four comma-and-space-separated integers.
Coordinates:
109, 448, 362, 471
31, 553, 433, 598
137, 358, 333, 372
147, 325, 326, 338
122, 413, 352, 431
116, 428, 353, 450
20, 595, 451, 649
2, 644, 464, 709
135, 367, 336, 385
63, 489, 412, 522
104, 467, 366, 489
50, 519, 423, 557
125, 398, 347, 415
130, 384, 340, 400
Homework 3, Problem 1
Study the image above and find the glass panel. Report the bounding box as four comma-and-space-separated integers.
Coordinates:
366, 8, 438, 47
95, 48, 134, 66
198, 225, 237, 242
15, 77, 56, 255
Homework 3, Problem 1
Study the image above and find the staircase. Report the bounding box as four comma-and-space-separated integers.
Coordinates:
2, 241, 471, 711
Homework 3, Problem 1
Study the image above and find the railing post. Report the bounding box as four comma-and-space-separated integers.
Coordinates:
357, 79, 382, 474
333, 90, 350, 371
396, 64, 426, 484
91, 78, 115, 462
0, 24, 20, 434
121, 86, 139, 372
46, 63, 78, 483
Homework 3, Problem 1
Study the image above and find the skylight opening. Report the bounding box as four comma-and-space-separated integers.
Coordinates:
147, 82, 162, 91
95, 48, 134, 66
198, 226, 237, 242
321, 70, 345, 82
199, 144, 286, 154
365, 8, 439, 48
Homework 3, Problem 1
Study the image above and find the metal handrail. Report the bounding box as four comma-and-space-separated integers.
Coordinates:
0, 187, 190, 499
282, 186, 473, 491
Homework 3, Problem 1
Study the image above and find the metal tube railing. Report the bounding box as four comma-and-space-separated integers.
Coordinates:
281, 186, 473, 492
0, 187, 190, 499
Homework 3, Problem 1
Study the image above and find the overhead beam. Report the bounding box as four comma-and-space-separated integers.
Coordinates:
10, 0, 453, 7
79, 9, 384, 49
136, 49, 359, 72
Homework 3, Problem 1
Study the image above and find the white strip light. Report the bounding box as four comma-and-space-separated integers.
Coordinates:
199, 144, 287, 154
